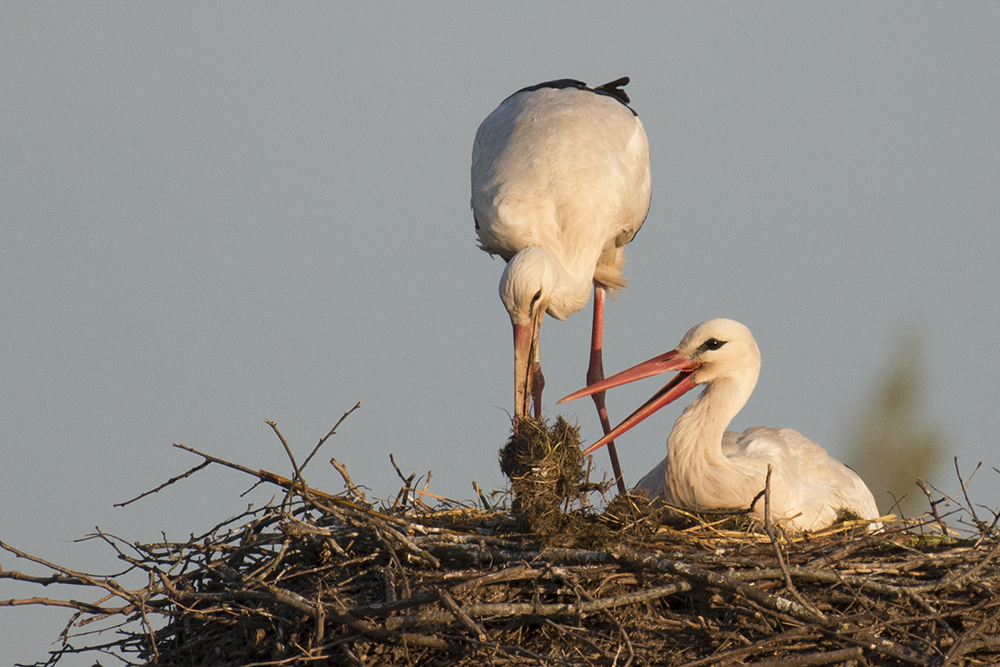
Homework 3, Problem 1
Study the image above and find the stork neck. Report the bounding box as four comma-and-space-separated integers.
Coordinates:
548, 266, 593, 319
665, 378, 752, 507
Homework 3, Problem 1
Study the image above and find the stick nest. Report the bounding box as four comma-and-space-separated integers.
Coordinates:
4, 411, 1000, 667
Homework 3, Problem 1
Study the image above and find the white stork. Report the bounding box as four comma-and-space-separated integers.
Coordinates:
472, 78, 652, 494
559, 319, 881, 532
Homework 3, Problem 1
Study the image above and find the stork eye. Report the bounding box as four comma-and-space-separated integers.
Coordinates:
701, 338, 726, 352
530, 290, 542, 305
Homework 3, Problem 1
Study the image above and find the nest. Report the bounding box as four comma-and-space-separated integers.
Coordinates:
3, 409, 1000, 666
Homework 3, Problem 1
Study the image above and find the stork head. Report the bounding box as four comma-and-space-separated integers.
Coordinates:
499, 247, 561, 420
499, 247, 560, 327
672, 319, 761, 389
559, 318, 761, 454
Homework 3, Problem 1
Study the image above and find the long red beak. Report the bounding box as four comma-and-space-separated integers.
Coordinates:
557, 349, 701, 455
512, 322, 533, 420
512, 306, 544, 420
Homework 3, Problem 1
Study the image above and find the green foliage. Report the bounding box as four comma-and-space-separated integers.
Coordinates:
846, 328, 944, 518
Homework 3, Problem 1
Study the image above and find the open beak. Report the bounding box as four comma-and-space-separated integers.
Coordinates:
557, 349, 701, 455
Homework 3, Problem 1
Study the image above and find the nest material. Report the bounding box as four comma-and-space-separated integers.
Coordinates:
4, 425, 1000, 667
498, 416, 660, 548
499, 416, 588, 534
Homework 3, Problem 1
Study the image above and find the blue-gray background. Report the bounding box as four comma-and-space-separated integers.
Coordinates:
2, 4, 998, 664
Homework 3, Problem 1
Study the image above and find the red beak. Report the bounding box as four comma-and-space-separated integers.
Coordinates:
512, 322, 533, 420
557, 349, 702, 455
512, 304, 545, 420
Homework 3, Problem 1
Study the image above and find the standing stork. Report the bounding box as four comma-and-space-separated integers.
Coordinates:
472, 78, 652, 495
559, 319, 881, 532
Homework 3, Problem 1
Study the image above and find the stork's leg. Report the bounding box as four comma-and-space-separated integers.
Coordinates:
587, 286, 627, 496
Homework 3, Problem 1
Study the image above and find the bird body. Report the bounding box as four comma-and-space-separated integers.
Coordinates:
473, 81, 651, 299
472, 78, 651, 427
561, 319, 880, 532
637, 425, 880, 531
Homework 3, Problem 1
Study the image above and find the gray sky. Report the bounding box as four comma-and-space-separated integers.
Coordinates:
2, 4, 999, 663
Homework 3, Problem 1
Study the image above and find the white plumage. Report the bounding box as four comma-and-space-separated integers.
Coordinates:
560, 319, 881, 532
471, 78, 651, 462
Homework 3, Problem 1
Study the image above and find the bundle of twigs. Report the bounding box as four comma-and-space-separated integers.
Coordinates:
3, 407, 1000, 667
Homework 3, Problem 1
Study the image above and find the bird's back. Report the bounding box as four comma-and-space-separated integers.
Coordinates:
732, 427, 880, 530
472, 80, 651, 291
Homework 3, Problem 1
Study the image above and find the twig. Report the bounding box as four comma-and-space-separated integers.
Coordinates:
262, 582, 322, 619
437, 589, 487, 641
674, 627, 820, 667
762, 465, 824, 619
750, 646, 863, 667
762, 465, 787, 584
326, 598, 450, 651
472, 480, 492, 510
541, 617, 615, 662
388, 453, 414, 511
308, 499, 440, 569
172, 443, 411, 526
417, 470, 434, 510
916, 478, 949, 535
300, 399, 363, 472
920, 535, 1000, 593
439, 633, 584, 666
804, 533, 883, 569
331, 457, 366, 503
388, 452, 408, 484
614, 545, 823, 623
338, 644, 366, 667
906, 588, 959, 642
819, 627, 933, 666
385, 581, 692, 631
954, 457, 986, 532
382, 566, 397, 604
114, 460, 212, 507
594, 599, 635, 667
0, 541, 136, 607
266, 420, 311, 511
0, 595, 110, 613
940, 607, 1000, 667
352, 565, 549, 621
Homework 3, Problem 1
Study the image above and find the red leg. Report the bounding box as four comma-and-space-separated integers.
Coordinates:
587, 287, 627, 496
